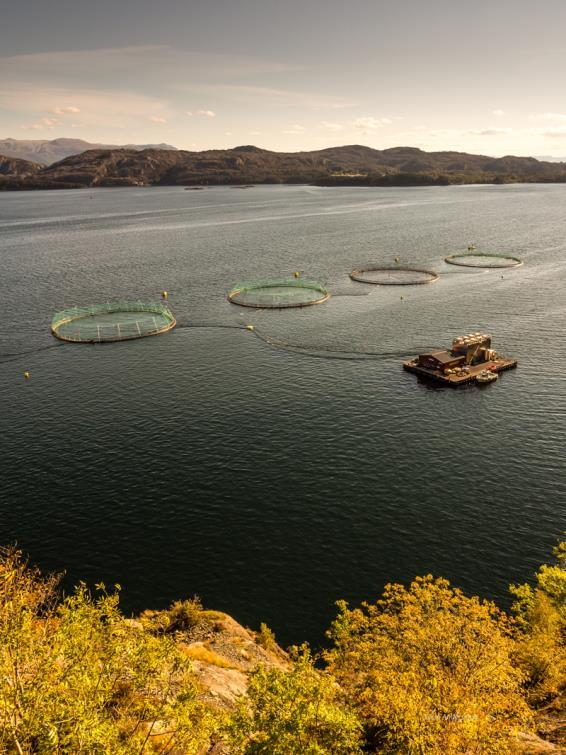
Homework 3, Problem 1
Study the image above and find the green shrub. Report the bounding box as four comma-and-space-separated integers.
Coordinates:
226, 647, 362, 754
255, 622, 277, 652
141, 596, 212, 636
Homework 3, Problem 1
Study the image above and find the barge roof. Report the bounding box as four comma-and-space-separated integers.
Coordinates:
421, 350, 460, 363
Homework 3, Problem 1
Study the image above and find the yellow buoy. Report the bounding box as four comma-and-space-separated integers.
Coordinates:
293, 271, 301, 278
394, 256, 400, 263
161, 290, 168, 300
400, 296, 404, 300
23, 371, 30, 380
246, 324, 255, 331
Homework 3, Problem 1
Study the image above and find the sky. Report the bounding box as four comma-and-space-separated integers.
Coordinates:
3, 0, 566, 156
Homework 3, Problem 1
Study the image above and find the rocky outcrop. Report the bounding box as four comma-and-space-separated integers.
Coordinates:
0, 154, 42, 177
139, 604, 288, 709
521, 694, 566, 753
517, 731, 562, 753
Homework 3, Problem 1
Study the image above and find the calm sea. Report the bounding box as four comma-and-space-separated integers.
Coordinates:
0, 184, 564, 646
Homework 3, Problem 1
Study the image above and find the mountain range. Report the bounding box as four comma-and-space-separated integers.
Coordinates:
2, 144, 566, 189
0, 137, 177, 165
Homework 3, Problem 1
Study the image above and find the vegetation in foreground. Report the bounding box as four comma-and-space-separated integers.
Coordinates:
0, 541, 563, 753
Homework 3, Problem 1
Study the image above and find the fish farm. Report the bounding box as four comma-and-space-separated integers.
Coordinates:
349, 266, 439, 285
444, 253, 523, 268
227, 278, 330, 308
51, 301, 176, 343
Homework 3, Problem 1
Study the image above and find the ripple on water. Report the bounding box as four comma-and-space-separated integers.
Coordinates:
0, 184, 564, 646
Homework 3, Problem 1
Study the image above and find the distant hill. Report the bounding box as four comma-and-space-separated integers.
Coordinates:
2, 144, 566, 189
0, 138, 178, 165
0, 154, 43, 177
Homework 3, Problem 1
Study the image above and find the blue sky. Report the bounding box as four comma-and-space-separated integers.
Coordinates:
3, 0, 566, 155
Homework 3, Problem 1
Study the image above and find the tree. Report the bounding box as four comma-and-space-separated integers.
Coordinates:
326, 576, 530, 754
226, 647, 362, 754
510, 538, 566, 705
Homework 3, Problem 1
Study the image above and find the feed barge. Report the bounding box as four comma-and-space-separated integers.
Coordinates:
403, 333, 517, 386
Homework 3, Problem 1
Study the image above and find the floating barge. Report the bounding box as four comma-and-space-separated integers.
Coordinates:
403, 333, 517, 387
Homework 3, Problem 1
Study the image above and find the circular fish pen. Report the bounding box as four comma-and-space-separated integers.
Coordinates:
349, 267, 438, 285
227, 278, 330, 308
444, 253, 523, 269
51, 301, 176, 343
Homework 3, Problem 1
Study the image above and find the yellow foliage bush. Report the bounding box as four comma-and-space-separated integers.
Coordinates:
0, 547, 219, 754
325, 575, 531, 754
1, 541, 564, 754
510, 539, 566, 705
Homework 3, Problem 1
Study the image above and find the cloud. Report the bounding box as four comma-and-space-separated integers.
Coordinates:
0, 46, 296, 84
175, 83, 355, 111
187, 109, 216, 117
0, 85, 172, 130
529, 126, 566, 138
148, 116, 167, 123
283, 124, 305, 134
322, 121, 344, 131
50, 105, 81, 114
471, 127, 513, 136
529, 112, 566, 122
492, 109, 506, 117
20, 116, 62, 130
0, 45, 294, 134
352, 116, 392, 134
323, 101, 358, 110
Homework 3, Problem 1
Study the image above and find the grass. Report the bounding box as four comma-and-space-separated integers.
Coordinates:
181, 643, 236, 669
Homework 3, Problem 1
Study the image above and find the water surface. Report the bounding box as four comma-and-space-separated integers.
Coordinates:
0, 184, 564, 646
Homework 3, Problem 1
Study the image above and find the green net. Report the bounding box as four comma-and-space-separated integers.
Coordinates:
350, 267, 438, 285
51, 301, 176, 343
227, 278, 330, 308
444, 253, 523, 268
